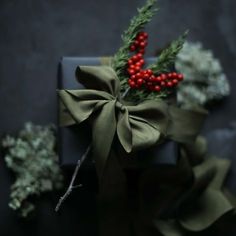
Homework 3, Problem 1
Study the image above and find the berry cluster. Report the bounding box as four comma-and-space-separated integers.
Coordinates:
127, 31, 184, 93
128, 71, 183, 91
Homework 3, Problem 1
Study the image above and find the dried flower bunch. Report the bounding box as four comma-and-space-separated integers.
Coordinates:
176, 41, 230, 105
2, 123, 64, 217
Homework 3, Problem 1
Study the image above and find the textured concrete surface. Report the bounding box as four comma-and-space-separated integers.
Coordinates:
0, 0, 235, 235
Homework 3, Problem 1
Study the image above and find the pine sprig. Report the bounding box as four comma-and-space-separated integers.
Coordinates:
148, 30, 188, 73
112, 0, 158, 84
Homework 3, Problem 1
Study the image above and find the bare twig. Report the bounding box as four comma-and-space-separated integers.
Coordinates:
121, 87, 131, 99
55, 145, 91, 212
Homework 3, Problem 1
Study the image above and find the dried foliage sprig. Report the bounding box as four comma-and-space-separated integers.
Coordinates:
176, 41, 230, 105
2, 123, 64, 217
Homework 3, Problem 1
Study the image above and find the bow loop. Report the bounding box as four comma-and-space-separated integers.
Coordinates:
76, 66, 120, 97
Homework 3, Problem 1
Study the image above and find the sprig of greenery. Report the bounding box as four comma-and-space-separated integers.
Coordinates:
148, 30, 188, 73
112, 0, 158, 87
112, 0, 187, 102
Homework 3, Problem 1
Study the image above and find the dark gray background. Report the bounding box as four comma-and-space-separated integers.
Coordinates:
0, 0, 236, 235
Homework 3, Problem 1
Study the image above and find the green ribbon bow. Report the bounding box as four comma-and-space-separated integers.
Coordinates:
58, 66, 236, 236
59, 66, 206, 181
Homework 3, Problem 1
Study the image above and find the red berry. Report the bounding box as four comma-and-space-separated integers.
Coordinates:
129, 80, 136, 88
172, 79, 179, 85
154, 85, 161, 92
160, 74, 167, 80
135, 66, 141, 72
128, 69, 135, 75
155, 76, 162, 82
138, 35, 145, 41
142, 32, 148, 39
131, 75, 136, 80
177, 74, 184, 81
146, 69, 153, 75
139, 31, 148, 39
150, 75, 155, 81
161, 81, 166, 87
129, 64, 135, 69
137, 78, 144, 86
139, 59, 145, 65
130, 45, 136, 51
137, 53, 143, 59
172, 72, 177, 77
139, 41, 147, 48
132, 55, 138, 61
135, 73, 141, 79
167, 81, 173, 87
143, 73, 149, 80
167, 73, 172, 78
128, 59, 133, 65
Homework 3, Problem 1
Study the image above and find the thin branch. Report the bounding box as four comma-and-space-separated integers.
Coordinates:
55, 145, 91, 212
121, 87, 131, 99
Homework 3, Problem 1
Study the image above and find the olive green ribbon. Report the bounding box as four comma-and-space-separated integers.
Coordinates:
58, 65, 235, 235
59, 66, 207, 182
136, 137, 236, 235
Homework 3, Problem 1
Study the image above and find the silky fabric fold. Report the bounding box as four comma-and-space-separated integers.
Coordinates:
59, 66, 207, 182
58, 65, 235, 236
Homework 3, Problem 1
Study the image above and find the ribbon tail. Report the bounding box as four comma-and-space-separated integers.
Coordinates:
91, 100, 117, 183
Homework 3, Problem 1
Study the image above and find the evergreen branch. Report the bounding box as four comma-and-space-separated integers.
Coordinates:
148, 30, 188, 73
112, 0, 158, 83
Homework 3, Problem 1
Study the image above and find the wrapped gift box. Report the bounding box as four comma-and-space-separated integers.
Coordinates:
58, 57, 179, 168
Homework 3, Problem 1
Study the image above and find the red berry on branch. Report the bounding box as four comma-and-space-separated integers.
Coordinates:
154, 85, 161, 92
142, 32, 148, 39
150, 75, 155, 81
137, 53, 143, 60
161, 81, 166, 87
146, 69, 153, 75
129, 80, 136, 88
137, 78, 144, 86
131, 75, 136, 80
135, 66, 141, 72
128, 59, 133, 65
139, 41, 147, 48
143, 73, 149, 80
167, 81, 173, 87
128, 69, 135, 75
155, 76, 162, 82
129, 64, 135, 69
177, 74, 184, 81
160, 74, 167, 81
135, 62, 142, 67
172, 72, 177, 77
135, 72, 141, 79
139, 59, 145, 65
172, 79, 179, 85
130, 45, 136, 51
138, 35, 145, 41
132, 55, 138, 61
